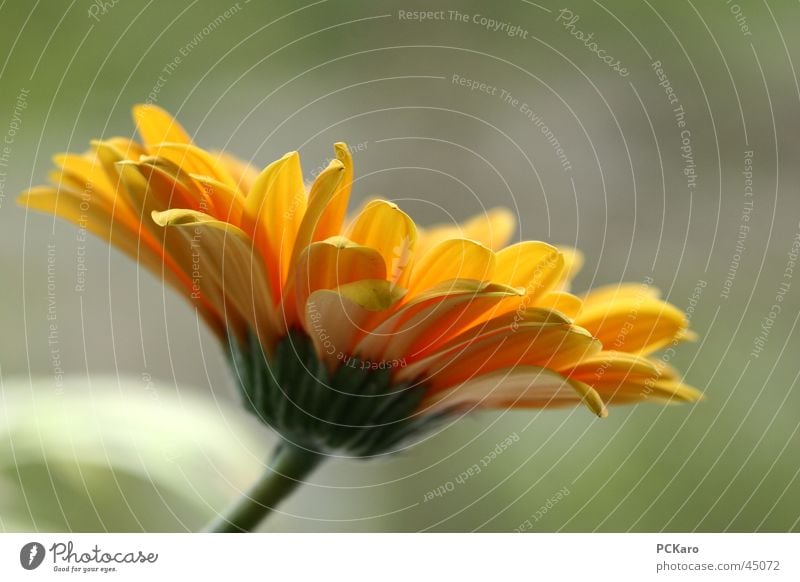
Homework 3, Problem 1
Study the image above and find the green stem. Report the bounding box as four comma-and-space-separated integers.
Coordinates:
206, 440, 322, 533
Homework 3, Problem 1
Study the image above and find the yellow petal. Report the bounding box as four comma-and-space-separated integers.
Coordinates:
406, 306, 571, 363
565, 351, 702, 405
152, 208, 277, 346
397, 324, 600, 388
554, 246, 584, 291
494, 241, 565, 298
18, 187, 224, 336
416, 207, 516, 254
535, 291, 583, 318
565, 351, 663, 380
334, 279, 404, 311
294, 237, 387, 313
214, 150, 259, 193
311, 143, 353, 241
52, 153, 116, 201
303, 288, 371, 370
347, 200, 417, 286
647, 381, 704, 403
188, 174, 245, 225
53, 144, 143, 233
149, 142, 238, 190
90, 140, 149, 216
132, 104, 192, 151
242, 151, 306, 292
19, 186, 144, 262
421, 366, 591, 414
581, 283, 660, 311
354, 282, 525, 363
278, 160, 345, 328
576, 297, 689, 355
94, 137, 145, 160
303, 281, 404, 370
460, 207, 516, 250
289, 159, 345, 267
352, 279, 521, 360
406, 238, 495, 297
567, 379, 609, 417
125, 156, 212, 215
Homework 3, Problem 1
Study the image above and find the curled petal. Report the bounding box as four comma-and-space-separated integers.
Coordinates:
347, 200, 417, 286
294, 237, 387, 313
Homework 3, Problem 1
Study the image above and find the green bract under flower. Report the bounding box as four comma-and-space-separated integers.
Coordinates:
228, 332, 446, 456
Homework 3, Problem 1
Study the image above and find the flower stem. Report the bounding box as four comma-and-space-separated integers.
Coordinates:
206, 440, 322, 533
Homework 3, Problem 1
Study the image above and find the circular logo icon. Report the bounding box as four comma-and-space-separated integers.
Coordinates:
20, 542, 46, 570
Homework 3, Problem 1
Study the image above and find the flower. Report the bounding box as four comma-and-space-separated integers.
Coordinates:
19, 105, 701, 458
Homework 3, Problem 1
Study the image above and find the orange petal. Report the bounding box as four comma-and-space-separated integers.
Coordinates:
242, 151, 306, 294
188, 174, 245, 225
554, 246, 584, 291
576, 296, 689, 355
290, 159, 345, 266
421, 366, 605, 417
565, 351, 702, 404
214, 150, 259, 193
279, 160, 345, 328
303, 281, 403, 370
353, 281, 524, 363
132, 104, 193, 151
52, 153, 116, 201
398, 324, 600, 389
294, 237, 387, 315
18, 187, 223, 336
311, 143, 353, 241
406, 238, 495, 297
152, 208, 277, 347
407, 307, 571, 363
19, 186, 150, 268
347, 200, 417, 286
535, 291, 583, 318
416, 208, 516, 254
494, 241, 565, 297
581, 283, 660, 310
126, 156, 214, 215
149, 143, 238, 190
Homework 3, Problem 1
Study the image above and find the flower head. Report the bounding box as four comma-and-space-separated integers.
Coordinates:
19, 105, 701, 456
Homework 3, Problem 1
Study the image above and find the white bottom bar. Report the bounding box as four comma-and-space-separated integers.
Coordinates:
1, 533, 796, 581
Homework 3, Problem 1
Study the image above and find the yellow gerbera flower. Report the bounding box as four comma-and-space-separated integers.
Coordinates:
18, 105, 701, 531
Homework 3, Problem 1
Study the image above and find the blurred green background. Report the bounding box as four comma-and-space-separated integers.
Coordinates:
0, 0, 798, 532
